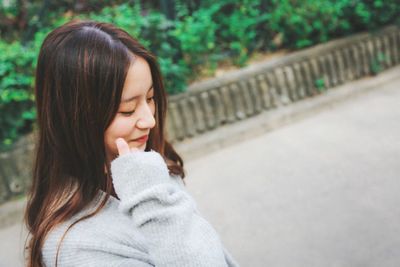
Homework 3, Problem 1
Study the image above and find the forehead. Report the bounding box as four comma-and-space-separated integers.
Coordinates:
121, 56, 153, 101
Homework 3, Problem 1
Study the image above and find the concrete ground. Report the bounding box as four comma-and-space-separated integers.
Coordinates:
1, 66, 399, 267
0, 222, 26, 267
184, 68, 400, 267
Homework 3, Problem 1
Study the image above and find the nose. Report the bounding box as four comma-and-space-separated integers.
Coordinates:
136, 103, 156, 129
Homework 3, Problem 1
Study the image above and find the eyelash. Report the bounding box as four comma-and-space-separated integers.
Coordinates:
121, 97, 155, 116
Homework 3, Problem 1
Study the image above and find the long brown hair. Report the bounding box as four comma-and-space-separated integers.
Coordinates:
24, 20, 185, 267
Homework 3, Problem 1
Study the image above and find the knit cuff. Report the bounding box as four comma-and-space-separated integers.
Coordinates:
110, 150, 170, 201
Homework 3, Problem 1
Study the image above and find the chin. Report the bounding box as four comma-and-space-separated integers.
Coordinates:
140, 143, 147, 150
131, 142, 146, 151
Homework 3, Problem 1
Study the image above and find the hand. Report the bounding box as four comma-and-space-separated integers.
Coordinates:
111, 138, 170, 201
115, 138, 140, 156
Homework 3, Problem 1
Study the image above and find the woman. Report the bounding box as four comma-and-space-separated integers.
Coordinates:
25, 20, 239, 267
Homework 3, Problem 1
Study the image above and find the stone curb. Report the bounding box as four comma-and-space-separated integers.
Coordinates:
1, 65, 399, 229
166, 26, 400, 142
174, 66, 400, 161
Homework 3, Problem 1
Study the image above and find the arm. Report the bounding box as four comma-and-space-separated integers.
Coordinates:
110, 150, 231, 267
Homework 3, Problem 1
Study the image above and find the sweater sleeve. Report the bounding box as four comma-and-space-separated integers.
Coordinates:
110, 150, 237, 267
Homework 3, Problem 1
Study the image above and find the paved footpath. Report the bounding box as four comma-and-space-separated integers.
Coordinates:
184, 69, 400, 267
1, 67, 399, 267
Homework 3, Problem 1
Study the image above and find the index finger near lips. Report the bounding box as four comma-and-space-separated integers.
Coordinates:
115, 138, 131, 156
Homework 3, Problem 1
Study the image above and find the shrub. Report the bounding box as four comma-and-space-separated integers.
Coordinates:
0, 41, 36, 151
213, 0, 269, 66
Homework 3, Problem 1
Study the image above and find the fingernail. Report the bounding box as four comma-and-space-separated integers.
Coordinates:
116, 138, 124, 145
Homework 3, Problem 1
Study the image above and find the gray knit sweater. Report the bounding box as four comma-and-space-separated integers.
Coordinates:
42, 150, 240, 266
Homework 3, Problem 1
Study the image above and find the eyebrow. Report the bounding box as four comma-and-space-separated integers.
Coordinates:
121, 84, 153, 103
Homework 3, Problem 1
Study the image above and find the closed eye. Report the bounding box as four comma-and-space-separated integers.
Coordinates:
120, 110, 135, 116
120, 97, 154, 116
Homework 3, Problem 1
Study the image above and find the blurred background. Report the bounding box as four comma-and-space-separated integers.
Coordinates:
1, 0, 400, 152
1, 1, 400, 266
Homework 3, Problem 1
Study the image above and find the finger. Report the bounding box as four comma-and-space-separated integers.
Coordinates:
115, 138, 130, 156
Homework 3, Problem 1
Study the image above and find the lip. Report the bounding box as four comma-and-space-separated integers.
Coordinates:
132, 135, 148, 143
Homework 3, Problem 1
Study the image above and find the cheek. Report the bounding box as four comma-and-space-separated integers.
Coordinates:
105, 117, 134, 152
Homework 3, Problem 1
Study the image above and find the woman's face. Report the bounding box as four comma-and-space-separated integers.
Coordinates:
104, 56, 156, 162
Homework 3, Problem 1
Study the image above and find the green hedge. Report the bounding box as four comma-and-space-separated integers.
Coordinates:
1, 0, 399, 151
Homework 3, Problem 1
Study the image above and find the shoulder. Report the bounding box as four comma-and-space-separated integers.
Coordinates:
42, 197, 150, 266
